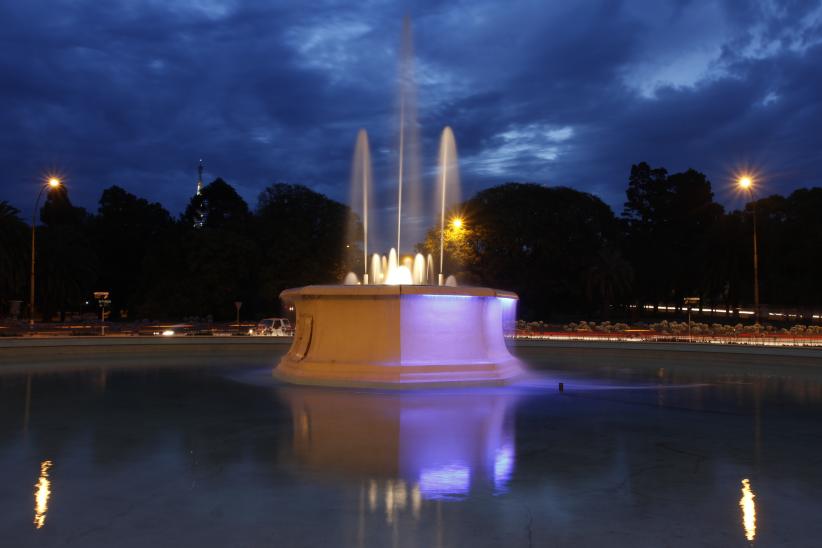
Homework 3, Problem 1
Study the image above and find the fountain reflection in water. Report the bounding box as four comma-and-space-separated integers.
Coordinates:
281, 387, 518, 505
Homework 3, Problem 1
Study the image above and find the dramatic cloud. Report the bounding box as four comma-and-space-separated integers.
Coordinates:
2, 0, 821, 246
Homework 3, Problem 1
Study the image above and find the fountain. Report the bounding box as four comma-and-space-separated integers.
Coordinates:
275, 20, 524, 387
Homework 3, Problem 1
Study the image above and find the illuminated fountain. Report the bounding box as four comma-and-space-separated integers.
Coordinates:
275, 20, 524, 387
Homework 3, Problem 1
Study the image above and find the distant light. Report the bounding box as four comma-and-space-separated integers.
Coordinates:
740, 478, 756, 541
161, 330, 175, 336
47, 177, 61, 188
738, 176, 752, 189
451, 217, 463, 229
33, 460, 53, 529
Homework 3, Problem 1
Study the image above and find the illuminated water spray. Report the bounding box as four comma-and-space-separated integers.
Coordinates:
395, 15, 421, 256
278, 17, 524, 388
344, 18, 455, 287
437, 126, 460, 285
349, 129, 373, 284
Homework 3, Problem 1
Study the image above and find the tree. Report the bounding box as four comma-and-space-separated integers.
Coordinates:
419, 183, 621, 319
182, 178, 251, 232
416, 214, 480, 283
0, 201, 29, 316
40, 184, 87, 227
782, 188, 822, 307
622, 163, 724, 307
254, 183, 357, 311
36, 185, 98, 321
90, 186, 173, 318
139, 226, 259, 320
585, 247, 633, 320
141, 178, 258, 319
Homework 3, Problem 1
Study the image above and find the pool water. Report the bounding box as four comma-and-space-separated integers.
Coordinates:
1, 349, 821, 547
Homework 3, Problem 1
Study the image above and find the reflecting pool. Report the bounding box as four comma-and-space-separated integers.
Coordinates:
2, 348, 822, 547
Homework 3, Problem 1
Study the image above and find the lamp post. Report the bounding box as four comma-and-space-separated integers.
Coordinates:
738, 176, 760, 326
29, 177, 61, 328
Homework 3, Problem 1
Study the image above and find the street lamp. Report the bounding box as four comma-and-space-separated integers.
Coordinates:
450, 216, 463, 230
738, 174, 760, 326
29, 177, 61, 328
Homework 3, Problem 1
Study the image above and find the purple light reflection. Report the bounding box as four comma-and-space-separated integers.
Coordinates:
280, 387, 519, 502
419, 464, 471, 499
493, 441, 515, 494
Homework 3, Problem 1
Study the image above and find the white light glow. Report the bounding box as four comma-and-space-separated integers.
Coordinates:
33, 460, 52, 529
740, 478, 757, 541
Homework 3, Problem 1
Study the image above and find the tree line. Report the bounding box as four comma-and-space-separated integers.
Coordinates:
0, 180, 354, 321
1, 162, 821, 322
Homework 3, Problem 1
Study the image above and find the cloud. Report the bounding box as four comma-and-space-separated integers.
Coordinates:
1, 0, 821, 250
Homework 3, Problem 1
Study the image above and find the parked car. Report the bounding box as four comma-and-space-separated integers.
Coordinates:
253, 318, 293, 336
149, 323, 192, 337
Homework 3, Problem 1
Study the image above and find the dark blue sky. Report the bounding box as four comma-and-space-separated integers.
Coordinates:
3, 0, 822, 244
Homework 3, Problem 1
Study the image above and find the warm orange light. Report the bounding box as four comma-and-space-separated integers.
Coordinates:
738, 176, 752, 189
47, 177, 61, 188
740, 478, 756, 541
450, 217, 463, 229
33, 460, 53, 529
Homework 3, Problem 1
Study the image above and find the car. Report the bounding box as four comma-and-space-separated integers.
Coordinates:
253, 318, 293, 336
149, 323, 192, 337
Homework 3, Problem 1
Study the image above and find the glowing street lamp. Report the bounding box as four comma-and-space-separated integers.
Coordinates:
450, 216, 463, 230
737, 174, 760, 325
29, 176, 62, 328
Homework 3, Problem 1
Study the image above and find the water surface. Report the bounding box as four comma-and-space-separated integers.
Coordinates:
1, 349, 821, 547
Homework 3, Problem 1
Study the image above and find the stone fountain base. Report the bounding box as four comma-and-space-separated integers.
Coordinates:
275, 285, 524, 388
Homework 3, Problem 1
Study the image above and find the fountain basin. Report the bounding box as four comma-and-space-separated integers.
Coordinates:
275, 285, 523, 388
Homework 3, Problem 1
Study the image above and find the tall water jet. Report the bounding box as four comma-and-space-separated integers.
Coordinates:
349, 129, 374, 283
436, 126, 461, 285
395, 16, 422, 254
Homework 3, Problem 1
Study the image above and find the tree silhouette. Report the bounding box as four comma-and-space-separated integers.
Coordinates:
0, 201, 29, 315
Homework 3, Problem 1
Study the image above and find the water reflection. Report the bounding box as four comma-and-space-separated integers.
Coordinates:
3, 364, 822, 546
740, 478, 757, 541
280, 387, 518, 508
33, 459, 53, 529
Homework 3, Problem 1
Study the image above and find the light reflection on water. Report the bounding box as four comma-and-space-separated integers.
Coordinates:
3, 361, 822, 546
281, 387, 518, 505
33, 460, 52, 529
740, 478, 757, 541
